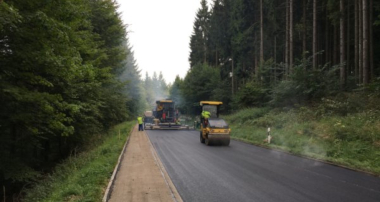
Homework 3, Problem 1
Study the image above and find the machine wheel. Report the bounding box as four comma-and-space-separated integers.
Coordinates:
205, 134, 212, 146
223, 138, 230, 146
200, 132, 205, 143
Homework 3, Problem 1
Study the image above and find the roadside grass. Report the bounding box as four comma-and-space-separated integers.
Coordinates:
223, 107, 380, 175
23, 121, 135, 202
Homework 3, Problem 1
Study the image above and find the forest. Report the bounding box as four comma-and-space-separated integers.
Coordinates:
0, 0, 162, 199
2, 0, 380, 200
173, 0, 380, 114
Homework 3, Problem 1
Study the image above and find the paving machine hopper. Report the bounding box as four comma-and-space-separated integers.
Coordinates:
143, 111, 154, 129
145, 99, 189, 130
199, 101, 230, 146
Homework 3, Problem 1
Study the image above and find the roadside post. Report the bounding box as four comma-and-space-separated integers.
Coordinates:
267, 127, 271, 144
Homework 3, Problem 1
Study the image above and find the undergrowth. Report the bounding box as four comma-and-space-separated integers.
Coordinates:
223, 94, 380, 175
23, 121, 134, 202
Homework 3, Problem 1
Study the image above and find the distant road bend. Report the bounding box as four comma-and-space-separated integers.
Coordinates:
147, 130, 380, 202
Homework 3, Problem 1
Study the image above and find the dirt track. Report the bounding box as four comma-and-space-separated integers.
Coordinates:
108, 125, 182, 202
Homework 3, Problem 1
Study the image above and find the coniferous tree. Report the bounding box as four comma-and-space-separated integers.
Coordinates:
189, 0, 210, 67
0, 0, 138, 188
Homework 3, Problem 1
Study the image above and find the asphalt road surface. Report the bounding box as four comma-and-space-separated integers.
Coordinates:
146, 130, 380, 202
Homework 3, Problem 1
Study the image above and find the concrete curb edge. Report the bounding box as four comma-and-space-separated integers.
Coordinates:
102, 124, 135, 202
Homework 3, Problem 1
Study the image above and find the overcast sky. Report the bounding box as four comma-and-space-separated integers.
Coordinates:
117, 0, 211, 84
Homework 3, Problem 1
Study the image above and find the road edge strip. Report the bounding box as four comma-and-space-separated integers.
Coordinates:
102, 124, 135, 202
146, 131, 184, 202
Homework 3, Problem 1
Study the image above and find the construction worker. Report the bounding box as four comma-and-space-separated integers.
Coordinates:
137, 115, 144, 131
201, 110, 211, 127
162, 111, 166, 122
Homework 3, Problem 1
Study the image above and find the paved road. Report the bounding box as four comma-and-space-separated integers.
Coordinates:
146, 130, 380, 202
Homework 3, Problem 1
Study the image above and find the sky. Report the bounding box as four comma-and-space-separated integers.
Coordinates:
117, 0, 210, 84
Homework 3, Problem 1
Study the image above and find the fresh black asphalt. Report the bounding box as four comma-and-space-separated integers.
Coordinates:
146, 130, 380, 202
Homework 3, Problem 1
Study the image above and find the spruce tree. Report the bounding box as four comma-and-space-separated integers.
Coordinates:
189, 0, 210, 67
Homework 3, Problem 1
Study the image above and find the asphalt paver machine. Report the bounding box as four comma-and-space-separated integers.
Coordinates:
145, 99, 189, 130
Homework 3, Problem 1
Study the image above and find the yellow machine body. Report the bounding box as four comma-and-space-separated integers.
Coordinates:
199, 101, 230, 146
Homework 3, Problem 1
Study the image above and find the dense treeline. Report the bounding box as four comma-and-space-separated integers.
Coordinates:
144, 71, 170, 107
176, 0, 380, 114
0, 0, 145, 197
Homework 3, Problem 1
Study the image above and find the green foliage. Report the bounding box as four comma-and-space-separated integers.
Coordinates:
271, 61, 340, 107
169, 76, 184, 108
119, 42, 147, 117
189, 0, 210, 67
224, 106, 380, 175
223, 107, 269, 125
181, 63, 224, 114
0, 0, 138, 193
23, 121, 134, 202
0, 2, 22, 31
233, 82, 270, 108
314, 91, 380, 118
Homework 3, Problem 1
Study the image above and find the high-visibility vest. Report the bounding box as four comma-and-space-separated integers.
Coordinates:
137, 117, 143, 124
201, 111, 211, 118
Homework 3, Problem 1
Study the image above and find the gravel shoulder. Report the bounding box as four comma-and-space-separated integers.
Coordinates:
108, 125, 182, 202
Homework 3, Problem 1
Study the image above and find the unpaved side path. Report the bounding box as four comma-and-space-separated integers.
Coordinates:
108, 125, 182, 202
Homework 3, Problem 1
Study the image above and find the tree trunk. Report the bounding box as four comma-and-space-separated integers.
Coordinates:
363, 0, 369, 85
11, 125, 16, 156
260, 0, 264, 63
203, 44, 207, 64
274, 36, 277, 63
243, 62, 246, 84
340, 0, 346, 88
355, 0, 359, 83
333, 25, 338, 65
232, 57, 234, 95
359, 0, 363, 84
255, 53, 259, 78
347, 1, 351, 76
325, 7, 329, 67
289, 0, 293, 73
274, 36, 277, 82
215, 49, 218, 66
369, 0, 374, 81
303, 0, 307, 59
285, 0, 289, 77
313, 0, 317, 69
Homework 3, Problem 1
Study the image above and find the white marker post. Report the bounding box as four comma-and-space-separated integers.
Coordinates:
267, 127, 271, 144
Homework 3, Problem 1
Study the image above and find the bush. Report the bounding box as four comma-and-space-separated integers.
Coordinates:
233, 82, 270, 108
224, 107, 269, 125
271, 63, 340, 107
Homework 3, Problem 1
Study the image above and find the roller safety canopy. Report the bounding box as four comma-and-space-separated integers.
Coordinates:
156, 100, 173, 103
200, 101, 223, 106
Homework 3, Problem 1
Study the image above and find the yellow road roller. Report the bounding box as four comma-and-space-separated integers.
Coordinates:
199, 101, 230, 146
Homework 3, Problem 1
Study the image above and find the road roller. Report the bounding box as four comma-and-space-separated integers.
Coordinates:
199, 101, 230, 146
